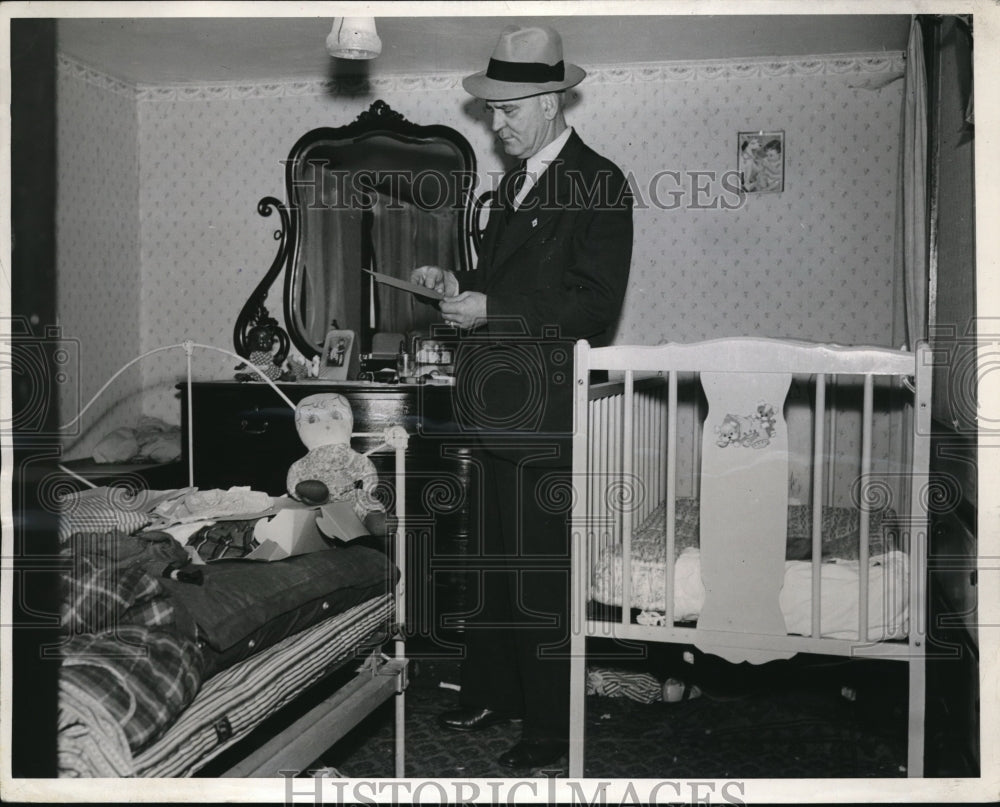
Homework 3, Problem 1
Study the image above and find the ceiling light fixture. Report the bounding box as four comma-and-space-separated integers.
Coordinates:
326, 17, 382, 60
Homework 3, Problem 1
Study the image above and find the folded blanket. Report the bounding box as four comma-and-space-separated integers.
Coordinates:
59, 528, 205, 776
59, 624, 203, 774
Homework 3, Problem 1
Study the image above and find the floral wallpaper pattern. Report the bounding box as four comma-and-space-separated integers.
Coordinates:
55, 51, 905, 483
55, 61, 143, 457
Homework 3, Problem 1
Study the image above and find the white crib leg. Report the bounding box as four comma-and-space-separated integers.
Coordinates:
569, 631, 586, 778
395, 677, 405, 778
908, 655, 925, 777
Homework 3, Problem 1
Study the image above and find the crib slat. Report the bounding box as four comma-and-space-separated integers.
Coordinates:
638, 387, 648, 527
647, 386, 657, 525
661, 383, 669, 506
600, 395, 624, 608
596, 396, 607, 604
590, 396, 599, 606
692, 374, 702, 500
665, 370, 678, 627
827, 375, 838, 504
621, 372, 634, 627
569, 340, 589, 779
859, 375, 874, 643
585, 403, 592, 609
811, 374, 826, 639
602, 393, 613, 606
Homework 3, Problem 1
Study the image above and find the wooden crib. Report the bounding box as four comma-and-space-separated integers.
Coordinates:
568, 337, 931, 777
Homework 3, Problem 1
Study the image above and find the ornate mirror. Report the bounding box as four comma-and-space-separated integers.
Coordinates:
235, 100, 479, 371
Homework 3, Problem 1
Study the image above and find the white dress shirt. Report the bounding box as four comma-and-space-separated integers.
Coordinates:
512, 126, 574, 211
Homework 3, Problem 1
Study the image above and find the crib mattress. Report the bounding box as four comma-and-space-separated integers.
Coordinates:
59, 593, 394, 777
590, 499, 908, 640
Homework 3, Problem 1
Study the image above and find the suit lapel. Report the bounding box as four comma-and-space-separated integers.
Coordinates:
486, 133, 583, 284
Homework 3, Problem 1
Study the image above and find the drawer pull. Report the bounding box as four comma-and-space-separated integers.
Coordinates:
240, 416, 269, 435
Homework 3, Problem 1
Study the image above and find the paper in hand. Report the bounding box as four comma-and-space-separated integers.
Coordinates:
363, 268, 445, 301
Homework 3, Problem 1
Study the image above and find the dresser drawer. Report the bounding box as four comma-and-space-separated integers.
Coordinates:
180, 382, 433, 494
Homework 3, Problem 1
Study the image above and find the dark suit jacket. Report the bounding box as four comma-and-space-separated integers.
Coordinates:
453, 131, 633, 443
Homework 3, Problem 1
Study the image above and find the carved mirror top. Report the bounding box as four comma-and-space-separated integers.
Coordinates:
235, 101, 478, 371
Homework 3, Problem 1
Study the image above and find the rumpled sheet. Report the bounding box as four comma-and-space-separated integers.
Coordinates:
92, 416, 181, 464
150, 487, 274, 525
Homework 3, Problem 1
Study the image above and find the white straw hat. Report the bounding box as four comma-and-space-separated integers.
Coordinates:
462, 24, 586, 101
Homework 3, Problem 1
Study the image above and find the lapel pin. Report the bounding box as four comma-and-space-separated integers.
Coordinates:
532, 218, 538, 227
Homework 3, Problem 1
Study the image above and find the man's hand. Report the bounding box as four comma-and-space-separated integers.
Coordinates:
439, 292, 487, 331
410, 265, 459, 298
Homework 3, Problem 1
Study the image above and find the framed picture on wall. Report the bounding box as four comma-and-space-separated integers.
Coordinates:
738, 131, 784, 193
319, 329, 355, 380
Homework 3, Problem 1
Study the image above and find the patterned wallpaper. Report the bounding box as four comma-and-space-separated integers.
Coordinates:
55, 59, 143, 458
54, 51, 905, 471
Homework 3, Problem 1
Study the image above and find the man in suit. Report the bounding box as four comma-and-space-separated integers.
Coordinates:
410, 24, 633, 770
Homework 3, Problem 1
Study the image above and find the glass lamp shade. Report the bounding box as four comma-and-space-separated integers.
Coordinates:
326, 17, 382, 60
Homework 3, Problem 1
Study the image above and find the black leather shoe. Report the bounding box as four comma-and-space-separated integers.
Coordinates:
437, 707, 518, 732
497, 739, 568, 769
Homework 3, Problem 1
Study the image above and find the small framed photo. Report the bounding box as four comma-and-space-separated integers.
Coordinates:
738, 131, 784, 193
319, 330, 355, 380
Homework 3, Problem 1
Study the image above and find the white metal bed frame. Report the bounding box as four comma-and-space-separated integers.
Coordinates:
568, 337, 931, 778
57, 341, 411, 778
216, 423, 409, 778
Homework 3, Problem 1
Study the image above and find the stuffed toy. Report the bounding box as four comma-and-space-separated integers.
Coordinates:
235, 323, 286, 382
286, 394, 385, 536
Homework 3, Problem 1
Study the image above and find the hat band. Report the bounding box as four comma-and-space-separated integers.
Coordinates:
486, 57, 565, 84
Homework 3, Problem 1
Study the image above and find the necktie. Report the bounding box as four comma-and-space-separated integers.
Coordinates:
503, 162, 527, 222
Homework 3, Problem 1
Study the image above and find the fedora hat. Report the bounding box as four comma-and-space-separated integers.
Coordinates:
462, 24, 586, 100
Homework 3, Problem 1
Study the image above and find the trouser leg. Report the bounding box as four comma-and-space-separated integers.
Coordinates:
507, 455, 571, 742
458, 450, 524, 714
460, 445, 571, 740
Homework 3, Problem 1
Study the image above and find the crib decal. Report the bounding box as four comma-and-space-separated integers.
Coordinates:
713, 401, 778, 449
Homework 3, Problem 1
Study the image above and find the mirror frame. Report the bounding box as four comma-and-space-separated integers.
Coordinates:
234, 100, 480, 361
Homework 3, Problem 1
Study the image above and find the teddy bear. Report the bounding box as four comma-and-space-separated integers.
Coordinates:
286, 393, 385, 538
715, 414, 743, 448
714, 402, 777, 450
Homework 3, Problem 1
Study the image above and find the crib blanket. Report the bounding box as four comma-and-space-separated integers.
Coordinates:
590, 498, 907, 639
602, 497, 892, 566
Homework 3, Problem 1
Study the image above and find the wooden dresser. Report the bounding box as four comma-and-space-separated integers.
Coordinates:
179, 380, 476, 655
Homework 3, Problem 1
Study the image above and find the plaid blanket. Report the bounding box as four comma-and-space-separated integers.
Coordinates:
61, 530, 198, 637
59, 625, 203, 776
58, 529, 204, 776
57, 487, 157, 543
